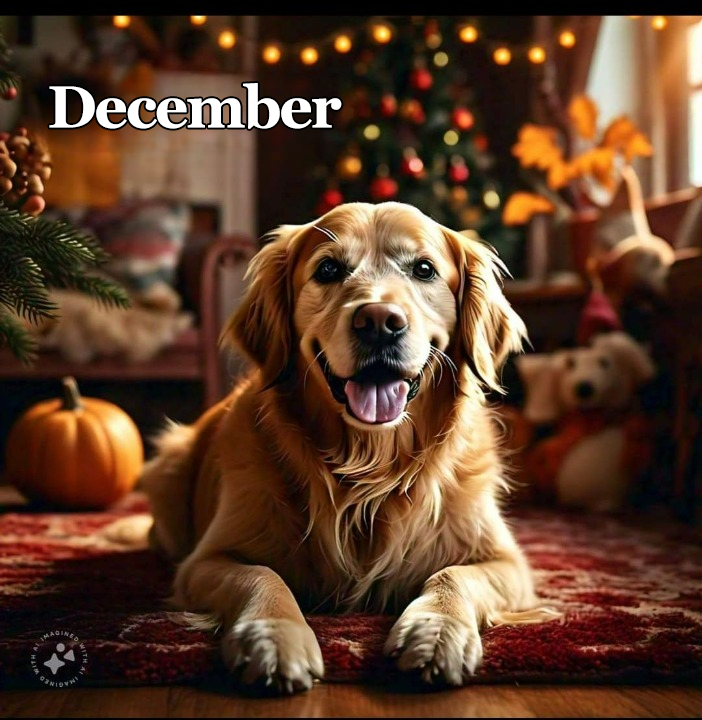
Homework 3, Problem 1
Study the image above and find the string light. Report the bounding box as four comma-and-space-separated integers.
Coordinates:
173, 18, 670, 71
363, 124, 381, 140
483, 189, 501, 209
112, 16, 131, 29
370, 21, 393, 44
334, 33, 353, 53
262, 44, 282, 64
493, 47, 512, 66
300, 46, 319, 65
527, 45, 546, 64
458, 24, 479, 43
218, 30, 236, 50
558, 30, 576, 48
444, 130, 460, 146
433, 51, 449, 67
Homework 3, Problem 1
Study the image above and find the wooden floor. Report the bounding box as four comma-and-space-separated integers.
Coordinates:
2, 683, 702, 718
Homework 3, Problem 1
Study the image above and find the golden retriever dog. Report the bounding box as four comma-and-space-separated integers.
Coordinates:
139, 201, 558, 694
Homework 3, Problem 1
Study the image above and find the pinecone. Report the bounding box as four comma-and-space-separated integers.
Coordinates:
0, 127, 52, 216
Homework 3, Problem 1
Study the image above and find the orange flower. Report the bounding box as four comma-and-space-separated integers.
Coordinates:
511, 124, 564, 171
506, 95, 654, 213
502, 191, 556, 226
568, 95, 598, 141
601, 116, 653, 161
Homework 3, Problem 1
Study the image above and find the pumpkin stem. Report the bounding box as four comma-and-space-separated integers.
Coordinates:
62, 376, 83, 411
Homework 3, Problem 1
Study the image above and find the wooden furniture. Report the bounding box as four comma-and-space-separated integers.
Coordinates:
505, 280, 589, 352
0, 233, 256, 410
661, 251, 702, 518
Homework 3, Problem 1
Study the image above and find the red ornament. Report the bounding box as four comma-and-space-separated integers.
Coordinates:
474, 134, 489, 152
316, 188, 344, 215
379, 93, 397, 118
448, 160, 470, 184
451, 107, 474, 131
410, 67, 433, 92
4, 86, 17, 101
370, 175, 399, 201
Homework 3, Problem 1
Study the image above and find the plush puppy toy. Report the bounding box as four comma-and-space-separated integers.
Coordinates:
514, 332, 657, 512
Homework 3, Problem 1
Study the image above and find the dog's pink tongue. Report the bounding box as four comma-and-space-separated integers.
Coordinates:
345, 379, 409, 424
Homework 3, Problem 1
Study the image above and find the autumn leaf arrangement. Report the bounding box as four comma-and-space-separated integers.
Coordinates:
502, 94, 654, 227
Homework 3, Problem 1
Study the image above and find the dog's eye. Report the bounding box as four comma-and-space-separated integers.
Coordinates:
313, 258, 345, 284
412, 260, 436, 281
598, 356, 611, 369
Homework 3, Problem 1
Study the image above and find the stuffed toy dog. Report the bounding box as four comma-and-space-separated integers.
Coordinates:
511, 332, 657, 512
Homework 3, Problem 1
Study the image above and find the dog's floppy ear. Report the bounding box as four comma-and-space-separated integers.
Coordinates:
221, 224, 303, 388
591, 331, 656, 385
514, 354, 563, 424
445, 228, 528, 393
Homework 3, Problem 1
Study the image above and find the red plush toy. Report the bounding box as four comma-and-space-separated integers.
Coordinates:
509, 332, 657, 512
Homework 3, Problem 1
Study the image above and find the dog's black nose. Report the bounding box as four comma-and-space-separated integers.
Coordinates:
353, 303, 408, 346
575, 381, 595, 400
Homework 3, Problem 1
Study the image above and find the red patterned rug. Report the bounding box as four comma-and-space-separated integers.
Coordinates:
1, 492, 701, 689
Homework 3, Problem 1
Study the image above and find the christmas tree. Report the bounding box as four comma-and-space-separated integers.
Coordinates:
308, 17, 523, 261
0, 29, 129, 364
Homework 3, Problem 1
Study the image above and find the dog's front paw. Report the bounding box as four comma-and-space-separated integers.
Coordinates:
222, 618, 324, 695
384, 610, 482, 686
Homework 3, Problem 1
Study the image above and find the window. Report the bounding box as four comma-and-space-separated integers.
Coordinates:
688, 20, 702, 186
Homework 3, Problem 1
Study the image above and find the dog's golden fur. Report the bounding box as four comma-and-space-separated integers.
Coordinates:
138, 201, 558, 694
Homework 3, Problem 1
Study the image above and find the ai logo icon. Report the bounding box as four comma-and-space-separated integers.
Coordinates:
30, 629, 88, 687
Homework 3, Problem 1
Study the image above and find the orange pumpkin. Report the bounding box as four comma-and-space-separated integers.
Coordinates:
5, 376, 144, 509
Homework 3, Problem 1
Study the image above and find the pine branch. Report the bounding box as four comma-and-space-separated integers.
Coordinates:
0, 307, 37, 365
48, 271, 131, 309
0, 203, 131, 361
0, 255, 59, 322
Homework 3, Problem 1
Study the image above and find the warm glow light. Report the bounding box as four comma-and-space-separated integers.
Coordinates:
559, 30, 576, 48
433, 51, 449, 67
363, 124, 381, 140
371, 22, 393, 44
408, 157, 424, 173
651, 16, 668, 30
628, 15, 642, 19
493, 47, 512, 65
218, 30, 236, 50
334, 33, 353, 53
339, 156, 362, 176
190, 16, 207, 25
483, 189, 500, 209
113, 16, 131, 29
527, 45, 546, 64
300, 46, 319, 65
262, 44, 282, 64
444, 130, 459, 146
426, 32, 442, 49
458, 24, 478, 43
